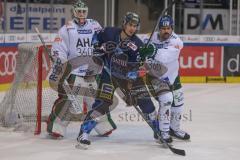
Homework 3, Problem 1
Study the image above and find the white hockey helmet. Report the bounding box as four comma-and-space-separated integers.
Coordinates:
71, 0, 88, 23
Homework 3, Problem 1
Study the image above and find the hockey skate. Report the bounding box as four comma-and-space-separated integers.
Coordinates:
170, 128, 190, 140
159, 131, 173, 143
76, 131, 91, 150
75, 120, 97, 149
154, 130, 173, 145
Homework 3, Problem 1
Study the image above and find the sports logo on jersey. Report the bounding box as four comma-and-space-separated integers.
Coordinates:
127, 41, 137, 51
119, 40, 130, 51
154, 42, 169, 49
77, 29, 93, 34
104, 41, 117, 53
112, 56, 127, 67
100, 83, 114, 100
77, 68, 88, 73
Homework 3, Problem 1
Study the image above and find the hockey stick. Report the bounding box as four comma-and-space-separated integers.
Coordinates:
146, 0, 179, 46
134, 105, 186, 156
35, 27, 83, 114
117, 82, 185, 156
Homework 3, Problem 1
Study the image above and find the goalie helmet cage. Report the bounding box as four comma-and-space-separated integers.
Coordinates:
0, 43, 57, 135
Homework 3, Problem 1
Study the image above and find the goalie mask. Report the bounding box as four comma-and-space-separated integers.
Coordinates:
122, 12, 140, 34
72, 0, 88, 25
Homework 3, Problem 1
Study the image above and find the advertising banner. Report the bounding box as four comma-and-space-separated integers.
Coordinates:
0, 45, 51, 85
3, 2, 72, 33
0, 46, 17, 84
179, 46, 222, 76
179, 35, 240, 44
223, 46, 240, 76
184, 8, 229, 35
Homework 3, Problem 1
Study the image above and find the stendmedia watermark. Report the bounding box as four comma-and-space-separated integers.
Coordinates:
116, 109, 193, 123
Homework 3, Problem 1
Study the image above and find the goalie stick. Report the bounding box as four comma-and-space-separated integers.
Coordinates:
35, 27, 83, 114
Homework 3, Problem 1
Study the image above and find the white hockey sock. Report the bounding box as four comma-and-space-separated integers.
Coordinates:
170, 105, 183, 131
158, 92, 173, 132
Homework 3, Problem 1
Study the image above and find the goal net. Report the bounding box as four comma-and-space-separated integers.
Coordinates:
0, 43, 57, 134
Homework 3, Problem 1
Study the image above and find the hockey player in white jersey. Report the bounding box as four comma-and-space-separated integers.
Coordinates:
148, 15, 190, 142
47, 0, 116, 138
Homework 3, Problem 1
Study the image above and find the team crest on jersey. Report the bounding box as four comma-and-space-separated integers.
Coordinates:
104, 41, 117, 53
77, 29, 93, 34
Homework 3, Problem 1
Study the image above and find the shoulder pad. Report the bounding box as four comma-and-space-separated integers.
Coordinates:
65, 21, 75, 29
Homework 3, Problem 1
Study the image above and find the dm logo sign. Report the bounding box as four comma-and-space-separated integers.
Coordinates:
184, 9, 229, 35
223, 47, 240, 76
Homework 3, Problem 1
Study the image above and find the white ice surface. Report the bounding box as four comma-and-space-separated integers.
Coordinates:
0, 84, 240, 160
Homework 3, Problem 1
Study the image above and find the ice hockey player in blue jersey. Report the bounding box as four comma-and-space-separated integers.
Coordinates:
76, 12, 162, 148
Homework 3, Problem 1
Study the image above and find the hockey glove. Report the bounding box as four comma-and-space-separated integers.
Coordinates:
139, 43, 156, 61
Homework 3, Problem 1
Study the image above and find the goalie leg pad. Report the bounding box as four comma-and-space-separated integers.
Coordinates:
47, 98, 72, 138
94, 113, 117, 136
50, 117, 69, 138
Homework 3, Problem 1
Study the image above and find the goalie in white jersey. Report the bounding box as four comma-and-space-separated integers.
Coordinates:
147, 15, 190, 142
47, 0, 116, 138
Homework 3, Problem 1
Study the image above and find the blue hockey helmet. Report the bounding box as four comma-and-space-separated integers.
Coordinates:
159, 15, 174, 29
122, 12, 140, 30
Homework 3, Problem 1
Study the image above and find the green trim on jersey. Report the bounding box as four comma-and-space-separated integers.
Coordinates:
172, 75, 182, 91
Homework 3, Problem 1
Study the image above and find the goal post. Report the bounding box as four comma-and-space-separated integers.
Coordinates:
0, 43, 56, 134
0, 42, 95, 135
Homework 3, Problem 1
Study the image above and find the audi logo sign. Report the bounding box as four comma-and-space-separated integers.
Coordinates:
0, 51, 17, 76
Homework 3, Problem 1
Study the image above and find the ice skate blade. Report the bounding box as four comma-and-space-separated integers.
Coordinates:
172, 137, 191, 142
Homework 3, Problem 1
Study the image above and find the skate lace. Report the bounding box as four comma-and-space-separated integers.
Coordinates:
78, 132, 89, 142
81, 132, 89, 140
